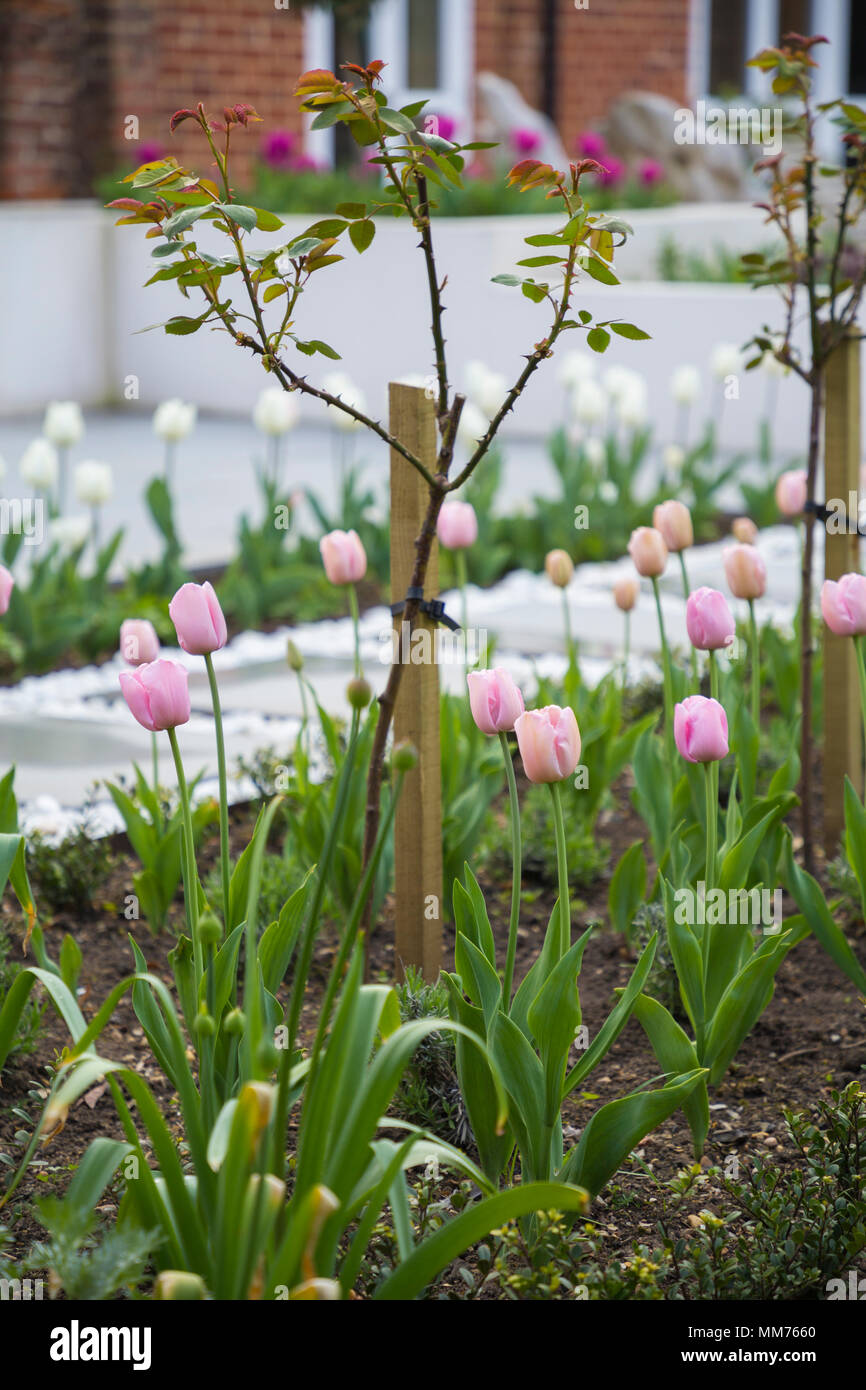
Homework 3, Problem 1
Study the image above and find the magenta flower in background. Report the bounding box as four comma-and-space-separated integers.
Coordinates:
511, 127, 541, 155
638, 158, 664, 186
467, 669, 525, 736
577, 131, 606, 159
119, 659, 191, 733
674, 695, 729, 764
599, 157, 624, 186
169, 581, 228, 655
428, 113, 457, 141
0, 565, 14, 616
136, 141, 165, 165
261, 129, 296, 168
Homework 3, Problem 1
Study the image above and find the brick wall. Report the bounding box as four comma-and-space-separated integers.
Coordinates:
0, 0, 692, 200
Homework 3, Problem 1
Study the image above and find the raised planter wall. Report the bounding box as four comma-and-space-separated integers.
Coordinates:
1, 200, 815, 453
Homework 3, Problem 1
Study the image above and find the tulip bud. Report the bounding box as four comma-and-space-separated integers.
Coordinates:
286, 639, 304, 672
514, 706, 581, 784
154, 1271, 207, 1300
821, 574, 866, 637
193, 1005, 216, 1038
319, 529, 367, 585
198, 912, 222, 948
118, 659, 191, 733
392, 740, 419, 773
119, 618, 160, 666
467, 669, 525, 735
256, 1039, 279, 1074
723, 544, 766, 600
0, 565, 14, 617
347, 676, 372, 709
674, 695, 729, 764
544, 549, 574, 588
686, 587, 736, 652
627, 526, 668, 578
775, 468, 807, 518
731, 516, 758, 545
652, 500, 693, 552
613, 575, 639, 612
223, 1007, 246, 1036
436, 500, 478, 550
169, 580, 227, 656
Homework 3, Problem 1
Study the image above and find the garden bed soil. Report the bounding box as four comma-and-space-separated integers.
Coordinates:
2, 769, 865, 1294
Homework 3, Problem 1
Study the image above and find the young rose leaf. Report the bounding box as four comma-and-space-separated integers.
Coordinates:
282, 236, 322, 258
164, 315, 207, 335
335, 202, 367, 219
578, 309, 592, 324
348, 219, 375, 252
311, 100, 355, 130
263, 283, 287, 302
254, 208, 284, 232
610, 322, 651, 340
299, 339, 342, 359
459, 141, 498, 150
399, 99, 428, 118
219, 204, 257, 232
162, 205, 210, 237
379, 107, 417, 135
524, 233, 567, 247
302, 218, 348, 239
521, 281, 548, 303
586, 326, 611, 353
349, 117, 380, 147
295, 69, 340, 96
582, 255, 619, 286
491, 273, 521, 287
517, 254, 563, 268
307, 254, 344, 272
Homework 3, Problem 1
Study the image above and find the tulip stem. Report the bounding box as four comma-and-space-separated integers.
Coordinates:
205, 653, 232, 928
708, 649, 719, 817
623, 610, 631, 682
561, 588, 575, 672
499, 731, 523, 1005
167, 726, 201, 979
151, 733, 161, 830
748, 599, 761, 731
704, 761, 717, 894
456, 549, 469, 656
678, 552, 698, 684
651, 576, 675, 761
549, 781, 570, 958
855, 637, 866, 791
348, 583, 362, 679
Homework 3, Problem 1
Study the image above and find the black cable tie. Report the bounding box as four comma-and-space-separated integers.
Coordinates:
390, 586, 461, 631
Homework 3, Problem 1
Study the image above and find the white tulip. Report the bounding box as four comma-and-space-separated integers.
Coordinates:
557, 350, 597, 390
74, 460, 113, 507
710, 343, 743, 380
153, 398, 197, 442
617, 382, 649, 430
464, 360, 507, 418
670, 365, 702, 405
761, 350, 789, 378
253, 386, 300, 436
20, 438, 58, 492
603, 365, 644, 401
322, 372, 366, 431
599, 480, 619, 504
43, 400, 84, 448
662, 443, 685, 475
571, 378, 608, 426
49, 515, 90, 551
456, 401, 488, 451
583, 436, 605, 468
0, 455, 6, 481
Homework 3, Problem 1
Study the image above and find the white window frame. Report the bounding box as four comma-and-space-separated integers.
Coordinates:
303, 0, 474, 166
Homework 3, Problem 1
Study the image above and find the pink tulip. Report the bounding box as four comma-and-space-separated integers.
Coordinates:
731, 516, 758, 545
436, 500, 478, 551
120, 618, 160, 666
686, 587, 736, 651
544, 549, 574, 588
775, 468, 807, 518
674, 695, 729, 764
467, 668, 525, 735
613, 575, 639, 612
514, 705, 581, 784
169, 581, 227, 655
821, 573, 866, 637
652, 500, 693, 553
723, 544, 766, 600
119, 659, 191, 732
628, 526, 668, 578
319, 528, 367, 585
0, 565, 14, 616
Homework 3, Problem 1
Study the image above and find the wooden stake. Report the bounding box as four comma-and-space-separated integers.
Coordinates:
823, 333, 862, 853
389, 383, 442, 979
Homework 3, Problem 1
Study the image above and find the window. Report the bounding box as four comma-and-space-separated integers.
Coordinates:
407, 0, 440, 89
708, 0, 747, 95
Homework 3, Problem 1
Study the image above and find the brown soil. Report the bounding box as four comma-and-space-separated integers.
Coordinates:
2, 769, 865, 1291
